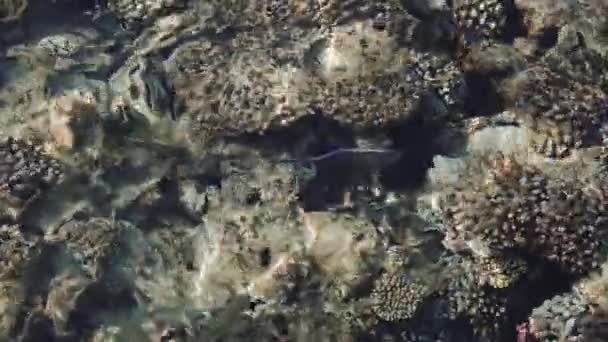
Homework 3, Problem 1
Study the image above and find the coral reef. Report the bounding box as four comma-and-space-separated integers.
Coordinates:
409, 52, 469, 113
3, 0, 608, 341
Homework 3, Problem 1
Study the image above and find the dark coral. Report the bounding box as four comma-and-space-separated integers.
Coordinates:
443, 260, 509, 339
0, 137, 64, 222
505, 66, 608, 157
437, 254, 531, 340
444, 154, 608, 275
0, 224, 39, 280
410, 52, 468, 110
543, 42, 608, 91
0, 137, 63, 199
580, 306, 608, 342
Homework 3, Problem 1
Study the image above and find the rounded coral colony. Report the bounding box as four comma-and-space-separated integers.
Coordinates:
370, 271, 428, 322
444, 153, 608, 275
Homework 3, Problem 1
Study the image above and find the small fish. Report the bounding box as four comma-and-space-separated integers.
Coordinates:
277, 147, 402, 165
276, 147, 402, 187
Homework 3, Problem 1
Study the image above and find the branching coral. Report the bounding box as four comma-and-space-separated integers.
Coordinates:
543, 45, 608, 90
0, 224, 53, 338
201, 0, 267, 29
528, 292, 591, 341
444, 153, 608, 275
370, 270, 428, 322
304, 47, 467, 127
0, 137, 64, 198
580, 306, 608, 342
573, 258, 608, 315
534, 22, 608, 90
441, 257, 510, 339
166, 8, 429, 133
446, 278, 508, 338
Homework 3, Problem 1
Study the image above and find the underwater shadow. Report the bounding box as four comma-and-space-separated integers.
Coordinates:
382, 94, 468, 192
